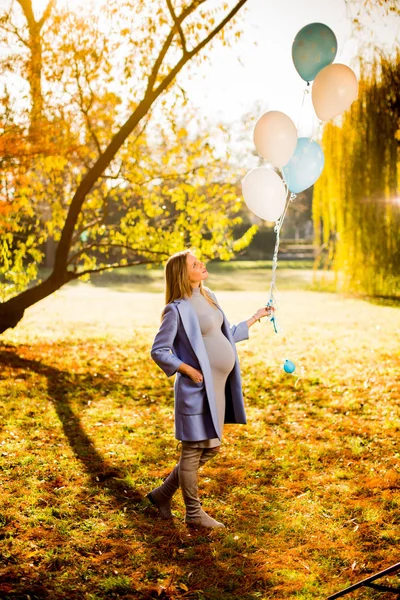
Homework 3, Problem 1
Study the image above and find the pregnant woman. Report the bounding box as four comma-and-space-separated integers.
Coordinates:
148, 249, 272, 528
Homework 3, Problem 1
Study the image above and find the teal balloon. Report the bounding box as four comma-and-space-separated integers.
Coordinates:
284, 360, 296, 374
282, 137, 324, 194
292, 22, 337, 82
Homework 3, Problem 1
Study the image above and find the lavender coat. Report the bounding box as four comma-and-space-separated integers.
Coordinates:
150, 289, 249, 442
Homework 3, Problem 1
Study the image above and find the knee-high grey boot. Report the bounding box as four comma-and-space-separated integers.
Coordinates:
147, 464, 180, 519
179, 445, 224, 528
199, 446, 220, 467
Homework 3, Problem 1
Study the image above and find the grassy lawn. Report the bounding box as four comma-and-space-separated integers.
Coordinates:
0, 273, 399, 599
42, 260, 319, 294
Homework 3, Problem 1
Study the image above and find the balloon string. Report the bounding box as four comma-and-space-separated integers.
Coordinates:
267, 188, 304, 383
267, 188, 297, 331
310, 118, 323, 143
296, 82, 310, 130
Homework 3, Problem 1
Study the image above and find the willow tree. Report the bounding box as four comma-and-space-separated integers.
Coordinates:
0, 0, 252, 334
313, 52, 400, 298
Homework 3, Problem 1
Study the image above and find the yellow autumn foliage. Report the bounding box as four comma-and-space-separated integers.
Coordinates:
313, 53, 400, 298
0, 0, 253, 305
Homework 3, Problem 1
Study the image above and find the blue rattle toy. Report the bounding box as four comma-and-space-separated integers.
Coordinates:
283, 359, 296, 374
266, 303, 296, 374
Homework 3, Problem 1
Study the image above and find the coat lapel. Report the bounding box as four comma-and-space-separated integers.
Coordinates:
175, 299, 205, 361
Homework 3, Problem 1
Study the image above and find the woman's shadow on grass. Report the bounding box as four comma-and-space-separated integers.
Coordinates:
0, 345, 147, 506
0, 344, 307, 599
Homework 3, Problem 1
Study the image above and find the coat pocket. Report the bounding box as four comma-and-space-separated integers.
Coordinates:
175, 376, 206, 415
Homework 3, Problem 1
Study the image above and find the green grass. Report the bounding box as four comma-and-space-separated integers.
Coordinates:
39, 260, 318, 294
0, 281, 399, 599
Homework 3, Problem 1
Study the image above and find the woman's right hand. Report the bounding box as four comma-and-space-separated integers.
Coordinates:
178, 363, 204, 383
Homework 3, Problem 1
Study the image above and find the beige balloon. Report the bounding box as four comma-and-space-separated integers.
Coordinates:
312, 63, 358, 121
253, 111, 297, 168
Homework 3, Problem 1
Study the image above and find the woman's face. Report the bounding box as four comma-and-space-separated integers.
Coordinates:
186, 252, 208, 286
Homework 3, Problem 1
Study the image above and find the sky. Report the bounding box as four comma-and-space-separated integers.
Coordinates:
1, 0, 399, 140
178, 0, 400, 137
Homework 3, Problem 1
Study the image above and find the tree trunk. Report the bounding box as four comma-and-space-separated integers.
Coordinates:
45, 236, 56, 269
17, 0, 49, 130
29, 26, 44, 133
0, 271, 73, 334
1, 0, 249, 334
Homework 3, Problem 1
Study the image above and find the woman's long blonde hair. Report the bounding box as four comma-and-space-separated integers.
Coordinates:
164, 249, 218, 308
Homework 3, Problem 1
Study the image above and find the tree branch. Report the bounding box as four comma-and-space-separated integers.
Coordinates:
67, 242, 169, 266
154, 0, 248, 99
71, 216, 104, 245
16, 0, 55, 29
38, 0, 56, 29
67, 259, 159, 279
73, 58, 102, 157
135, 159, 219, 186
100, 161, 125, 180
101, 158, 218, 187
2, 21, 29, 46
166, 0, 187, 54
146, 0, 206, 94
53, 0, 248, 274
16, 0, 35, 27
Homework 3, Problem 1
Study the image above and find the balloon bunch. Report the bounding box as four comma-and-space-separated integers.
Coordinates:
292, 23, 358, 121
242, 22, 358, 375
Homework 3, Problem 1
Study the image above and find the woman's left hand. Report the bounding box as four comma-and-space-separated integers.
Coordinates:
253, 306, 275, 321
247, 305, 275, 328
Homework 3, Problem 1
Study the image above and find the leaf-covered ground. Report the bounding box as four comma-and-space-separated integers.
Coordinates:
0, 282, 399, 599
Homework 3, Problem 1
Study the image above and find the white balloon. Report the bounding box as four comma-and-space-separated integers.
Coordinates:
242, 167, 287, 222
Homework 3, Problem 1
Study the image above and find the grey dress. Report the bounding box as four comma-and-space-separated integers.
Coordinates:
185, 287, 236, 448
